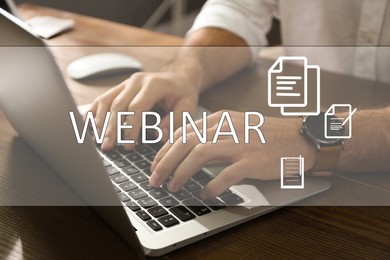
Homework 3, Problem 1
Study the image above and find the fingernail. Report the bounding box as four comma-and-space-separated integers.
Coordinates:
101, 136, 111, 151
124, 143, 135, 151
149, 171, 159, 187
168, 179, 176, 192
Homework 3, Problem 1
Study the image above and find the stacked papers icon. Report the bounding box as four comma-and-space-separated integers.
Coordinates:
268, 56, 320, 116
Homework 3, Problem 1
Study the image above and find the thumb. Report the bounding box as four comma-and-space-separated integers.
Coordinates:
159, 99, 197, 143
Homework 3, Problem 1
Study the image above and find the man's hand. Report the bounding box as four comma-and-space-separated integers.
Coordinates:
90, 71, 199, 151
89, 28, 251, 152
149, 111, 318, 199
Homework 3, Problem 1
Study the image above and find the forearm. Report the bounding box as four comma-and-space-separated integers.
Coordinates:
161, 28, 252, 93
338, 107, 390, 173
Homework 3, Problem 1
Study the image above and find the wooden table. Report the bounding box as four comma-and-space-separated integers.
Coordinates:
0, 4, 388, 259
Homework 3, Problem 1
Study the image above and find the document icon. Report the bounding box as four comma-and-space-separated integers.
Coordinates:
325, 104, 357, 139
268, 56, 320, 116
281, 156, 304, 189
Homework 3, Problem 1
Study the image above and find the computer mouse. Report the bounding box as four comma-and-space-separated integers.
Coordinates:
67, 52, 142, 80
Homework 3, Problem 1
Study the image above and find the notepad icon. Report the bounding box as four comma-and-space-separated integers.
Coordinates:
325, 104, 357, 139
281, 156, 304, 189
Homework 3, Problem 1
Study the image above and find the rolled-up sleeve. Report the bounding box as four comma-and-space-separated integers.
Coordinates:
187, 0, 276, 60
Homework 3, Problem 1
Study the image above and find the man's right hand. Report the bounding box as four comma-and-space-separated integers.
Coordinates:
90, 71, 199, 151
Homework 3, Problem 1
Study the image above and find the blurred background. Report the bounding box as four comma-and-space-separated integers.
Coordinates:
13, 0, 281, 45
14, 0, 206, 36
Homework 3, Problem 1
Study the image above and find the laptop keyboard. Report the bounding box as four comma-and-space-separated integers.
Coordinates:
98, 143, 244, 232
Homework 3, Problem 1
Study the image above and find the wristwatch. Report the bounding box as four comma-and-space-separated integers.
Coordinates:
301, 112, 344, 176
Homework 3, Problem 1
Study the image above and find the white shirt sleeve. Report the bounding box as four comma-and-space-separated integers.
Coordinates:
187, 0, 277, 60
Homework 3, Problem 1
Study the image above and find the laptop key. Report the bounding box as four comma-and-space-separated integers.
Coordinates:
113, 185, 121, 193
220, 193, 244, 206
129, 189, 148, 200
203, 198, 226, 210
148, 142, 163, 152
138, 197, 157, 208
126, 153, 143, 162
193, 172, 213, 186
158, 215, 179, 228
159, 196, 179, 208
126, 201, 140, 211
131, 172, 148, 183
106, 165, 119, 175
171, 189, 191, 201
136, 145, 153, 155
192, 189, 203, 200
122, 165, 139, 175
170, 206, 195, 221
144, 153, 155, 162
147, 220, 163, 231
183, 180, 202, 192
149, 188, 169, 199
105, 150, 121, 161
183, 198, 211, 216
143, 168, 152, 176
135, 160, 151, 170
118, 192, 130, 202
136, 210, 151, 221
119, 181, 137, 191
113, 158, 130, 168
116, 145, 133, 155
198, 177, 212, 186
110, 174, 129, 184
139, 181, 153, 191
102, 159, 111, 167
218, 189, 232, 197
148, 206, 168, 218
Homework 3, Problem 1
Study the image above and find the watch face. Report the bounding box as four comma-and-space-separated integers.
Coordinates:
305, 113, 344, 142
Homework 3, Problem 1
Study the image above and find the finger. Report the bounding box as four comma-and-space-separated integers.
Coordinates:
159, 98, 197, 142
171, 110, 228, 141
151, 128, 179, 171
149, 124, 218, 187
93, 87, 124, 147
123, 83, 167, 150
149, 135, 193, 188
156, 110, 222, 155
151, 118, 215, 173
89, 100, 98, 118
101, 77, 142, 151
167, 140, 235, 192
151, 112, 225, 171
201, 161, 246, 199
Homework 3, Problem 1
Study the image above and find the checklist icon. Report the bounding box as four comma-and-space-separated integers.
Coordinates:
281, 156, 304, 189
325, 104, 357, 139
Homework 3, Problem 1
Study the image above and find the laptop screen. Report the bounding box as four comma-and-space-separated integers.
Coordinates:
0, 0, 18, 16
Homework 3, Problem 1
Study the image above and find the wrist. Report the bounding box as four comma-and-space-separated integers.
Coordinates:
295, 117, 318, 171
161, 60, 203, 94
300, 113, 343, 175
288, 118, 319, 172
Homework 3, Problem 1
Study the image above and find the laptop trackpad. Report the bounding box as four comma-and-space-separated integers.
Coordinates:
203, 165, 271, 208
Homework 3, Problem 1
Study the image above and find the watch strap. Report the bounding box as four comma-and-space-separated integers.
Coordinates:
309, 145, 342, 176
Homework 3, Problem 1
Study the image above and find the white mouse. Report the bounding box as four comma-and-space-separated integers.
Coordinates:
67, 52, 142, 80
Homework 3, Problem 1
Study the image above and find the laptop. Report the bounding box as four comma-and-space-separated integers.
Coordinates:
0, 8, 330, 257
0, 0, 18, 17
